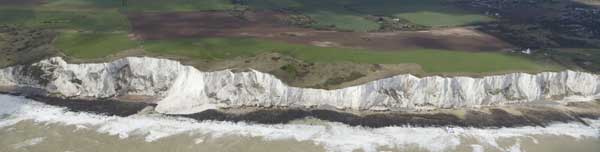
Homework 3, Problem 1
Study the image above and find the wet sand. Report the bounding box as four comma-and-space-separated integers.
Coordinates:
0, 121, 325, 152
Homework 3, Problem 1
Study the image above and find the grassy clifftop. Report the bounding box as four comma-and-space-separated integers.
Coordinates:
141, 37, 549, 74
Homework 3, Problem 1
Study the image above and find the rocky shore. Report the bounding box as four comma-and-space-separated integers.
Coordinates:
5, 92, 598, 128
177, 106, 600, 128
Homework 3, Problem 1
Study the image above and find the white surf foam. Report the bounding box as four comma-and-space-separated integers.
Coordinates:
0, 94, 599, 152
470, 144, 484, 152
12, 137, 45, 149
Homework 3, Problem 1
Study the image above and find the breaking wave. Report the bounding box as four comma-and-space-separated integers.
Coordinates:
0, 94, 598, 152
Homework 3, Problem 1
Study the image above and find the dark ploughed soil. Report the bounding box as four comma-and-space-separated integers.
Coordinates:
12, 93, 599, 128
128, 11, 512, 52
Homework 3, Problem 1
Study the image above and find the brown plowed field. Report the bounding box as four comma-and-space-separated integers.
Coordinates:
128, 11, 513, 52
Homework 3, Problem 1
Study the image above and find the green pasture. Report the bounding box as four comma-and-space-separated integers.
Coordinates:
0, 0, 495, 31
0, 7, 129, 31
36, 0, 233, 11
348, 0, 495, 27
142, 37, 550, 73
245, 0, 494, 30
55, 32, 138, 58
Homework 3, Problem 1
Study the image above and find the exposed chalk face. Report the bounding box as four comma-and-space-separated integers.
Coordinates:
1, 57, 599, 114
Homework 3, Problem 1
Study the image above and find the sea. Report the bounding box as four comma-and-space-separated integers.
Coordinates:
0, 94, 599, 152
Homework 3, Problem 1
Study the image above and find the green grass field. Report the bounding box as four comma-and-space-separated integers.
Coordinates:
55, 32, 138, 58
395, 12, 494, 27
0, 0, 232, 32
246, 0, 380, 31
246, 0, 378, 31
37, 0, 234, 12
246, 0, 494, 29
0, 7, 129, 31
122, 0, 234, 12
307, 11, 380, 31
142, 37, 550, 73
0, 0, 494, 32
38, 0, 121, 10
348, 0, 495, 27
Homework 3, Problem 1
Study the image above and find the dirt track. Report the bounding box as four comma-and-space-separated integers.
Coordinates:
128, 11, 513, 52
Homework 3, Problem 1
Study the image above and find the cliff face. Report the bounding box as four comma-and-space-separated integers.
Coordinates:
1, 57, 599, 114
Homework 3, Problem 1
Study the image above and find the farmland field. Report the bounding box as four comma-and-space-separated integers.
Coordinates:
394, 12, 494, 27
306, 11, 380, 32
127, 11, 511, 52
245, 0, 495, 29
0, 7, 129, 31
347, 0, 495, 27
142, 37, 553, 73
55, 32, 138, 59
32, 0, 234, 11
0, 0, 574, 76
122, 0, 234, 12
0, 0, 494, 31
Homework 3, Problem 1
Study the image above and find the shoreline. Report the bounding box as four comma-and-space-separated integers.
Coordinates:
7, 93, 599, 128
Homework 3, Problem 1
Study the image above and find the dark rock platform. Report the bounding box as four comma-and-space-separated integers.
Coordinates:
175, 107, 600, 128
5, 93, 599, 128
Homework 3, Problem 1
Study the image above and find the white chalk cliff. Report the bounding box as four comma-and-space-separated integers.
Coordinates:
0, 57, 599, 114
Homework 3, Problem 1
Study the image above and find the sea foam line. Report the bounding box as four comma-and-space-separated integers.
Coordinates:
0, 94, 598, 152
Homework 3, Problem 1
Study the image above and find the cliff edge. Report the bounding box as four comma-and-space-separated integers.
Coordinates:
1, 57, 598, 114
